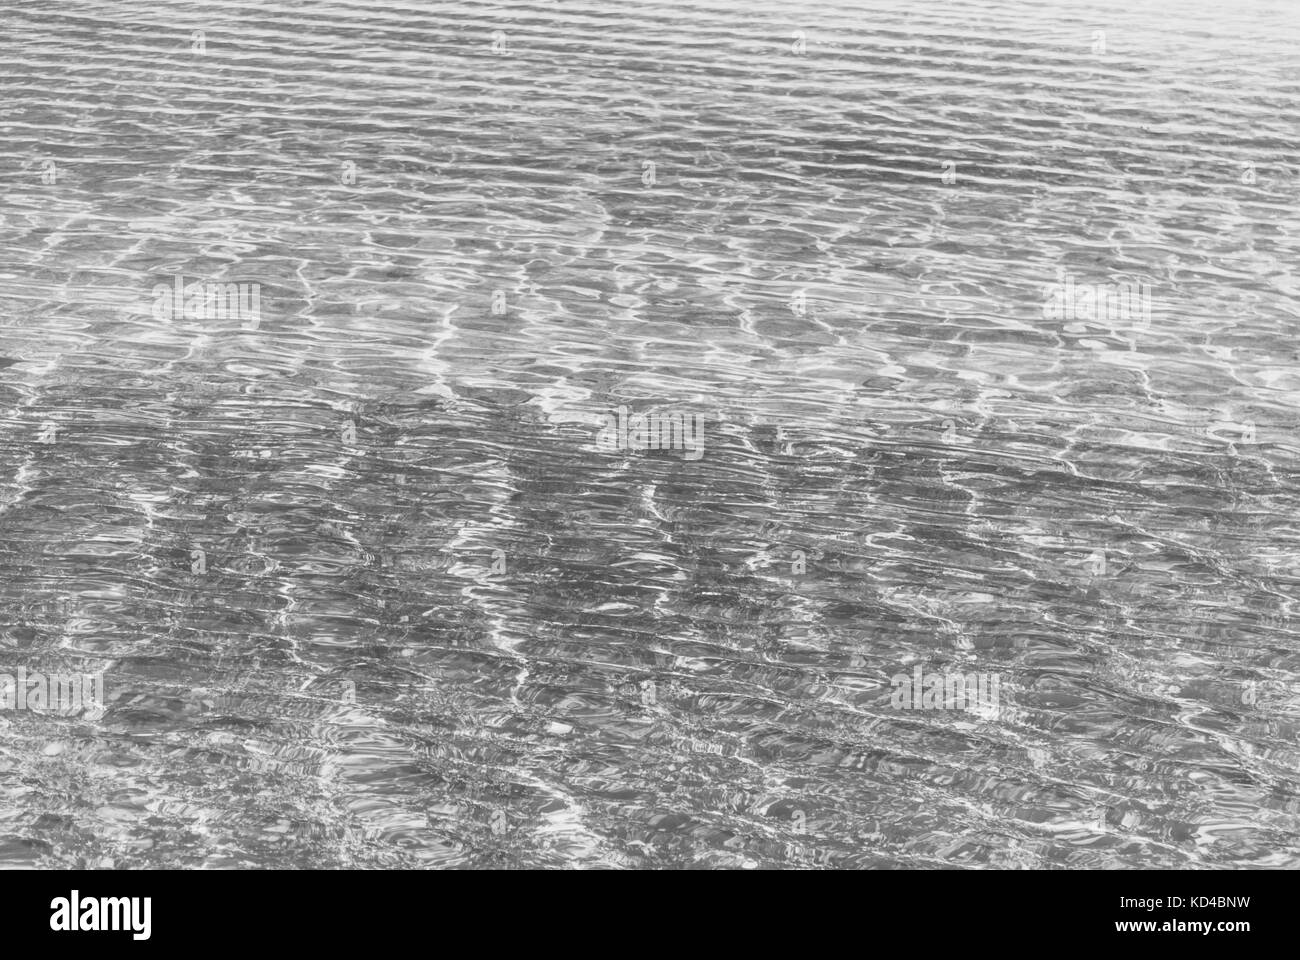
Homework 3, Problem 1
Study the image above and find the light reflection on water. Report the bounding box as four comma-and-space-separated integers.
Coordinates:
0, 0, 1299, 868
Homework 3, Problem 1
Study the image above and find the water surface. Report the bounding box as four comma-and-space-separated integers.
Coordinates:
2, 0, 1300, 868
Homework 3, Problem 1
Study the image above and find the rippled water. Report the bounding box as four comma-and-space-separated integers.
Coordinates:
2, 0, 1299, 868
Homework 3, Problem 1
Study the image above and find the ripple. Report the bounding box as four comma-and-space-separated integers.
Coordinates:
1, 0, 1299, 868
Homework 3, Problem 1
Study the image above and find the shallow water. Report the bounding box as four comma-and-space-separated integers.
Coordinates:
1, 0, 1299, 868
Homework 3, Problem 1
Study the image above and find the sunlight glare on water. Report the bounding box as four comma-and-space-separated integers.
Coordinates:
1, 0, 1299, 868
